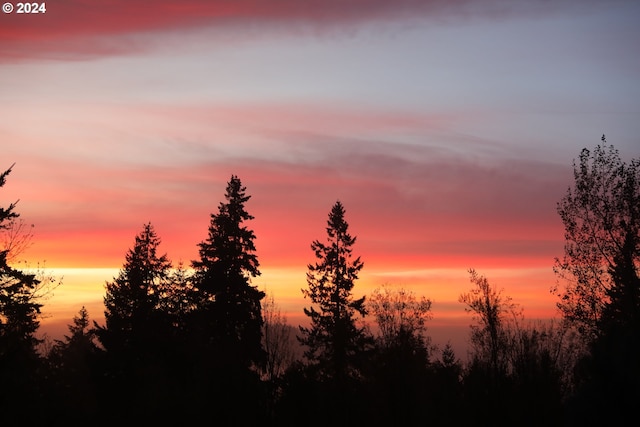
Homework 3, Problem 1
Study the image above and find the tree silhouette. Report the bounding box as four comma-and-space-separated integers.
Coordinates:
459, 271, 571, 426
367, 285, 433, 424
47, 306, 101, 421
262, 292, 297, 383
554, 136, 640, 423
51, 306, 99, 363
429, 343, 464, 425
459, 269, 520, 426
191, 174, 265, 369
368, 284, 432, 353
96, 222, 173, 420
189, 175, 265, 423
459, 269, 515, 378
300, 201, 369, 383
285, 201, 371, 424
98, 222, 172, 356
553, 135, 640, 341
261, 292, 298, 420
0, 165, 44, 416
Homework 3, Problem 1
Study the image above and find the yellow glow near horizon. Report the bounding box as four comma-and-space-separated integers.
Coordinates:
37, 265, 559, 342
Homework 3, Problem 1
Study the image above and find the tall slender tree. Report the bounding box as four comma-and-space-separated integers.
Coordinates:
191, 175, 265, 369
187, 175, 266, 424
300, 201, 369, 382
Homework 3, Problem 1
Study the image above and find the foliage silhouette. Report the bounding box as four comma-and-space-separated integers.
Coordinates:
3, 139, 637, 425
262, 292, 298, 383
369, 284, 433, 353
0, 165, 46, 418
300, 201, 370, 381
95, 222, 177, 420
187, 175, 266, 423
297, 200, 372, 424
46, 306, 101, 422
460, 270, 566, 426
554, 136, 640, 423
366, 285, 435, 424
98, 223, 172, 354
261, 292, 299, 420
553, 136, 640, 341
459, 269, 516, 379
191, 175, 265, 370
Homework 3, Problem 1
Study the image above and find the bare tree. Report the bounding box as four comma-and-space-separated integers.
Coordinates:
368, 284, 432, 353
1, 218, 34, 264
261, 291, 297, 382
459, 269, 518, 377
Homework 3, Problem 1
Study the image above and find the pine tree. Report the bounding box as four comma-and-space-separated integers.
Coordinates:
187, 175, 266, 424
191, 175, 265, 368
300, 201, 369, 382
53, 306, 98, 356
99, 222, 172, 355
96, 223, 174, 421
0, 165, 43, 414
47, 307, 100, 420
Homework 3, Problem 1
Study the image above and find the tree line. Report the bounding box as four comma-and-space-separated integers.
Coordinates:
1, 136, 638, 425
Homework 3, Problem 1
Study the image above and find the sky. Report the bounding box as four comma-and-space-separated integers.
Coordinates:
1, 0, 639, 355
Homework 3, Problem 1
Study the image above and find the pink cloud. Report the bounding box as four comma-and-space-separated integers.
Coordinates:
1, 0, 609, 61
18, 143, 568, 270
0, 0, 446, 60
4, 101, 571, 278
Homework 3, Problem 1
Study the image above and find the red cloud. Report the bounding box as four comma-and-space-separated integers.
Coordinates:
1, 0, 601, 61
0, 0, 454, 60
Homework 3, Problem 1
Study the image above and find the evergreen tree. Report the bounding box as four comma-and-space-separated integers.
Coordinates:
96, 223, 173, 421
98, 222, 172, 356
47, 306, 101, 421
52, 306, 99, 362
191, 175, 265, 369
0, 165, 44, 415
187, 175, 266, 424
300, 201, 369, 382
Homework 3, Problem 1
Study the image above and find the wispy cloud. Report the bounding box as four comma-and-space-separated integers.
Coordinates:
1, 0, 617, 61
12, 107, 569, 270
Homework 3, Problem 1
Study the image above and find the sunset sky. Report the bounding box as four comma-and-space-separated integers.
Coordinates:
2, 0, 639, 354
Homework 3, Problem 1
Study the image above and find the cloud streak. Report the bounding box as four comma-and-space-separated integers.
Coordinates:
1, 0, 618, 61
13, 119, 569, 271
